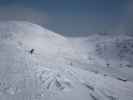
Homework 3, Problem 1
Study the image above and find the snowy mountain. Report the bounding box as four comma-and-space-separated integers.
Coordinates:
0, 21, 133, 100
70, 34, 133, 81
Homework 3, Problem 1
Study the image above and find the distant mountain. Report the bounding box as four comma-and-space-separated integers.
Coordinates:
70, 34, 133, 81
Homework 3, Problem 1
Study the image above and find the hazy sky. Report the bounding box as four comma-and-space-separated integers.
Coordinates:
0, 0, 132, 36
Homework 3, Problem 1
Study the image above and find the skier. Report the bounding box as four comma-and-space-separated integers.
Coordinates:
29, 49, 34, 54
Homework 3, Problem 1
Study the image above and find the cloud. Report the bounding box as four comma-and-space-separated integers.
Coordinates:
0, 5, 49, 26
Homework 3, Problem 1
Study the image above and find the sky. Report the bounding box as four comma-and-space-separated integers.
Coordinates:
0, 0, 132, 36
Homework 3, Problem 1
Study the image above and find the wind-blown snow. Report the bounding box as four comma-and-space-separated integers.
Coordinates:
0, 21, 133, 100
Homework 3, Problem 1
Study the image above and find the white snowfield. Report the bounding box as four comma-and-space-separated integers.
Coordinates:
0, 21, 133, 100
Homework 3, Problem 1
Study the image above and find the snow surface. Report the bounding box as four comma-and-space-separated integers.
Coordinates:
69, 34, 133, 81
0, 21, 133, 100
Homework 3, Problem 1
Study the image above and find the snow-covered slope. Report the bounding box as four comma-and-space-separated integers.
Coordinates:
0, 21, 133, 100
0, 21, 77, 59
70, 34, 133, 81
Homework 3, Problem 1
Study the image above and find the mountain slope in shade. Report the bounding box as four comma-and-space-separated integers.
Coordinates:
69, 34, 133, 81
0, 21, 133, 100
